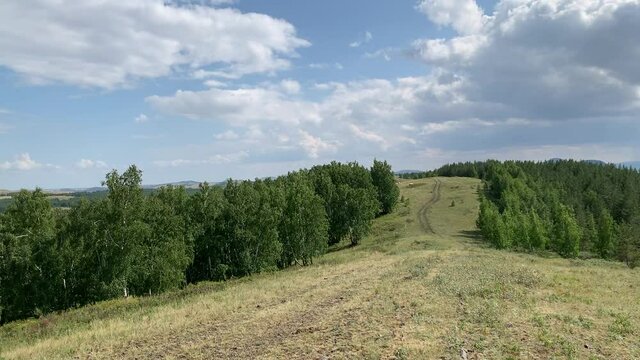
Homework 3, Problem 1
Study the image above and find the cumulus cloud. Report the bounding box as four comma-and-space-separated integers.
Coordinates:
0, 153, 54, 171
417, 0, 486, 35
148, 0, 640, 168
147, 86, 321, 125
76, 159, 108, 169
0, 1, 309, 88
414, 0, 640, 121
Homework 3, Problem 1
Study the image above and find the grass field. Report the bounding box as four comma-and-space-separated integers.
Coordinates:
1, 177, 638, 359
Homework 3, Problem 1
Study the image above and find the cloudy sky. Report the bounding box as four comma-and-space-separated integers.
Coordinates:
1, 0, 639, 189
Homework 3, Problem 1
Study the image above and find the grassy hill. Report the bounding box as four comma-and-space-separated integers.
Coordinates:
1, 177, 638, 359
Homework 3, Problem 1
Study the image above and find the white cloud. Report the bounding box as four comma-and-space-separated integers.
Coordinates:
279, 79, 301, 95
147, 86, 322, 125
309, 62, 344, 70
364, 48, 394, 61
203, 79, 227, 88
414, 0, 640, 121
153, 151, 248, 167
348, 124, 389, 150
413, 35, 486, 64
214, 130, 240, 140
0, 1, 309, 88
134, 114, 149, 123
298, 130, 339, 159
0, 153, 53, 171
148, 0, 640, 166
76, 159, 108, 169
349, 31, 373, 48
417, 0, 486, 35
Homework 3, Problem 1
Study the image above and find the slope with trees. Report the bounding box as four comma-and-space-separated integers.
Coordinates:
0, 160, 399, 324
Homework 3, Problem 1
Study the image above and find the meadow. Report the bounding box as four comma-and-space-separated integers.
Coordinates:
1, 177, 638, 359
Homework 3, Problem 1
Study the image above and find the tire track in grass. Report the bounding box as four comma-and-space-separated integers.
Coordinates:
418, 179, 441, 234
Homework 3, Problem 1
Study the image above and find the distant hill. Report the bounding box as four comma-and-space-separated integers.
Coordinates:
620, 161, 640, 169
548, 158, 607, 165
582, 159, 607, 165
395, 169, 424, 175
9, 181, 214, 194
142, 180, 203, 190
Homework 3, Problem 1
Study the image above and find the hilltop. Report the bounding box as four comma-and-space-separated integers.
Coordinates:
1, 177, 637, 359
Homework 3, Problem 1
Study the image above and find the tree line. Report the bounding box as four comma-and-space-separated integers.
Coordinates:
0, 160, 399, 324
435, 160, 640, 267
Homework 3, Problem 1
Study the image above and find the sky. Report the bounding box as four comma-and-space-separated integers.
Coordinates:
0, 0, 639, 189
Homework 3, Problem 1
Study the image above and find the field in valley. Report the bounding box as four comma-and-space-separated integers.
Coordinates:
1, 177, 638, 359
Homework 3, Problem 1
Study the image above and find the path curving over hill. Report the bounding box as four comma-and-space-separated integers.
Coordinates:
417, 178, 441, 234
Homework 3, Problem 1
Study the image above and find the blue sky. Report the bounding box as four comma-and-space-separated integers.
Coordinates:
1, 0, 639, 189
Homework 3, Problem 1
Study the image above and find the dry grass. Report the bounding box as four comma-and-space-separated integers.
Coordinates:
1, 177, 638, 359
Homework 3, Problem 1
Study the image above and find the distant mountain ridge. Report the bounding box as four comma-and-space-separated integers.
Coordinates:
395, 169, 424, 175
620, 161, 640, 169
6, 180, 215, 194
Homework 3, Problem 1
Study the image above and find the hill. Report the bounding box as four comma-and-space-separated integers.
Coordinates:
621, 161, 640, 169
1, 177, 638, 359
394, 169, 424, 175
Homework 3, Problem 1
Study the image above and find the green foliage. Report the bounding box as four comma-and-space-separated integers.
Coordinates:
0, 160, 398, 324
617, 217, 640, 268
551, 204, 581, 258
596, 209, 616, 258
461, 160, 639, 263
309, 161, 380, 245
371, 159, 400, 214
278, 173, 328, 267
0, 190, 60, 323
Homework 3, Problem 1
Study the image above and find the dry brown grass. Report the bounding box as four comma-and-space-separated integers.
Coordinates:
1, 177, 638, 359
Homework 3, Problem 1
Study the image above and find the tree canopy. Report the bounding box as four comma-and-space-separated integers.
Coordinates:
0, 160, 400, 324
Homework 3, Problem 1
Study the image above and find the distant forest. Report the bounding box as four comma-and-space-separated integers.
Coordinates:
0, 160, 399, 324
410, 160, 640, 267
0, 188, 202, 213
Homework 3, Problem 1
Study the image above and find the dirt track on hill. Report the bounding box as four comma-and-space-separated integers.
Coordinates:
418, 179, 441, 234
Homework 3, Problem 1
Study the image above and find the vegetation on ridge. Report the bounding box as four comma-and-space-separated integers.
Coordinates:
0, 160, 399, 324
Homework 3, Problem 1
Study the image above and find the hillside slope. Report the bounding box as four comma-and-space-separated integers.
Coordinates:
1, 177, 638, 359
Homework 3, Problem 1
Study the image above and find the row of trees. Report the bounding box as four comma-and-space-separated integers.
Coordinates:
0, 160, 400, 324
445, 160, 640, 266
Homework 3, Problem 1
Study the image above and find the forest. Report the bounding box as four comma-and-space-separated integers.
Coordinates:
434, 160, 640, 267
0, 160, 399, 324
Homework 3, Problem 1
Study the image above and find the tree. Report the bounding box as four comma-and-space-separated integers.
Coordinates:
278, 173, 328, 267
370, 159, 399, 215
551, 204, 581, 258
186, 183, 226, 282
219, 180, 282, 278
309, 162, 379, 246
596, 209, 616, 258
528, 210, 548, 250
130, 186, 193, 295
617, 217, 640, 268
0, 189, 60, 323
478, 199, 509, 249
